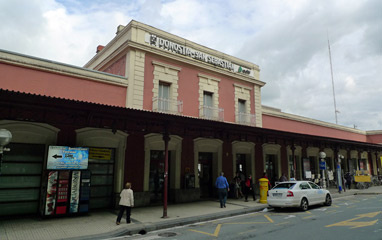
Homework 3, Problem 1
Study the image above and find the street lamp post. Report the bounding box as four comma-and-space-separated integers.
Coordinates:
162, 131, 170, 218
337, 154, 344, 193
319, 152, 327, 189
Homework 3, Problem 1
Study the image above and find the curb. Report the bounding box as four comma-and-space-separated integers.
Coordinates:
116, 205, 266, 237
354, 192, 382, 195
119, 192, 371, 237
66, 190, 382, 239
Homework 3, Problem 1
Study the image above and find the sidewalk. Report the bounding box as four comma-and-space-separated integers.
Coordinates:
2, 186, 382, 240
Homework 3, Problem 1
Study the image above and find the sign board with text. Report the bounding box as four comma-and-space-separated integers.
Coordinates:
47, 146, 89, 170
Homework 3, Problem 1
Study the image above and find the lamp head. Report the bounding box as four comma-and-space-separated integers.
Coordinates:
319, 152, 326, 159
0, 129, 12, 153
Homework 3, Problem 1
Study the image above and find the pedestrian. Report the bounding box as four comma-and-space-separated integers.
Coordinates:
244, 175, 256, 202
116, 182, 134, 225
262, 172, 272, 189
279, 173, 287, 182
345, 172, 352, 190
215, 172, 230, 208
341, 174, 346, 192
234, 172, 243, 199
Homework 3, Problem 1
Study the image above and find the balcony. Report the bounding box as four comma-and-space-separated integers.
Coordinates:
199, 105, 224, 121
237, 112, 256, 126
152, 97, 183, 115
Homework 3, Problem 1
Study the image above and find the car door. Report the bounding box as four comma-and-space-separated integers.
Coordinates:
299, 182, 314, 203
308, 181, 322, 204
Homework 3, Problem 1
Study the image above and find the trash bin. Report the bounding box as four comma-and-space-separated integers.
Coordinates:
259, 178, 269, 204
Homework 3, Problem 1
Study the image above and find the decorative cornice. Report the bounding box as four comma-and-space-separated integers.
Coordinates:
197, 73, 221, 82
152, 60, 181, 71
366, 130, 382, 135
262, 106, 367, 135
0, 49, 128, 87
234, 83, 252, 91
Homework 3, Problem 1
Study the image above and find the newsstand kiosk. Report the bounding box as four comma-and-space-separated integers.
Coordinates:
41, 146, 91, 217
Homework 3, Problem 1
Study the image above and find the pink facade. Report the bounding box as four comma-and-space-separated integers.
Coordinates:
262, 114, 368, 142
103, 55, 126, 77
367, 134, 382, 144
142, 54, 256, 122
0, 62, 127, 107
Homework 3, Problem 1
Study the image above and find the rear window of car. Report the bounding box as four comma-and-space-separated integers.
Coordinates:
272, 183, 296, 189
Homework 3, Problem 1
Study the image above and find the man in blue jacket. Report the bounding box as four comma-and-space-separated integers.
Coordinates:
215, 172, 230, 208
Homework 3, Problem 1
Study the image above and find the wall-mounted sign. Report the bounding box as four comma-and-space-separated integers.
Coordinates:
89, 148, 112, 160
145, 33, 254, 77
47, 146, 89, 170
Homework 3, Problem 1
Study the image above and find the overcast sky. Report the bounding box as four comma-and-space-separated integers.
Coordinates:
1, 0, 381, 131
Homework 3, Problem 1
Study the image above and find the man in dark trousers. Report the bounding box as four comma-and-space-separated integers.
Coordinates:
215, 172, 230, 208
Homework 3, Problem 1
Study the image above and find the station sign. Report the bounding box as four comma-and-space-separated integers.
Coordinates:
145, 33, 254, 77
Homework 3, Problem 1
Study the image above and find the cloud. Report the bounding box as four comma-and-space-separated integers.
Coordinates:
0, 0, 380, 130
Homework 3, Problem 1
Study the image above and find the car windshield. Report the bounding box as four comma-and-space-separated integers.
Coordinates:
272, 182, 296, 190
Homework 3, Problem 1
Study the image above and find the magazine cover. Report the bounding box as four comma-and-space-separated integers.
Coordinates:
45, 171, 58, 215
69, 170, 81, 213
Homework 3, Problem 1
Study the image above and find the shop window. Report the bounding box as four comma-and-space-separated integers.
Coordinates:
289, 155, 298, 178
88, 147, 115, 209
309, 156, 317, 177
198, 152, 213, 198
0, 143, 45, 216
149, 150, 171, 203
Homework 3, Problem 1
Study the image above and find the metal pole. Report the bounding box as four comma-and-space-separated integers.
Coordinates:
292, 145, 296, 179
337, 155, 343, 193
327, 32, 339, 124
162, 132, 170, 218
322, 166, 326, 189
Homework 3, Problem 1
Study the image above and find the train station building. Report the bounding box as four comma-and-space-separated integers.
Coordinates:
0, 20, 381, 217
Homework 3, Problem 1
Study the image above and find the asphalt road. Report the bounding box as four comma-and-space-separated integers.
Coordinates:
110, 194, 382, 240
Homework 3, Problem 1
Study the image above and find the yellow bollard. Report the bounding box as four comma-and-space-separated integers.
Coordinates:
259, 178, 269, 204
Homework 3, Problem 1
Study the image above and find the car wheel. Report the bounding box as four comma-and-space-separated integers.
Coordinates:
324, 194, 332, 206
300, 198, 308, 211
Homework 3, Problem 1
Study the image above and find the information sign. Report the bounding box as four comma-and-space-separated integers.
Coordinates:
47, 146, 89, 170
319, 161, 326, 170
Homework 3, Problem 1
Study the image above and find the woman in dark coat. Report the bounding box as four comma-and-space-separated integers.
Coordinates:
244, 175, 256, 202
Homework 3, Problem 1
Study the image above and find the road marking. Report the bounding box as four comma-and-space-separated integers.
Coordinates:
326, 210, 338, 214
303, 215, 315, 219
239, 228, 257, 235
326, 211, 381, 229
276, 221, 290, 226
284, 215, 296, 219
226, 214, 274, 224
315, 208, 328, 211
189, 214, 274, 236
189, 223, 222, 237
264, 214, 274, 223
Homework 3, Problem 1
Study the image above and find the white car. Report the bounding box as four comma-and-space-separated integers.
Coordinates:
267, 181, 332, 211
